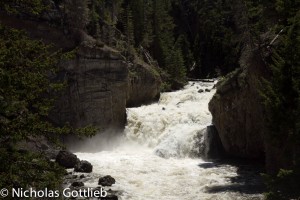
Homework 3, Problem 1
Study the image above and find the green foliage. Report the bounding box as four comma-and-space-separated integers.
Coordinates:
0, 26, 96, 143
261, 11, 300, 199
0, 147, 66, 194
0, 0, 47, 15
263, 169, 300, 200
123, 5, 135, 45
63, 0, 90, 30
0, 25, 97, 193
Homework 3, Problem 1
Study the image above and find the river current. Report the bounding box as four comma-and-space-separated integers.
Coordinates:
75, 81, 264, 200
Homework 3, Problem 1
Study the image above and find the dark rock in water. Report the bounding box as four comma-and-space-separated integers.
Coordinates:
198, 89, 204, 93
100, 195, 118, 200
205, 88, 211, 92
198, 162, 216, 169
80, 174, 85, 179
72, 175, 78, 179
74, 160, 93, 173
98, 175, 116, 186
56, 150, 79, 168
65, 171, 72, 176
162, 107, 166, 110
71, 181, 84, 187
203, 125, 225, 160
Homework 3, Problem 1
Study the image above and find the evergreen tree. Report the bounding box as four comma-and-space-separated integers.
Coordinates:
0, 25, 96, 194
262, 11, 300, 200
63, 0, 90, 30
124, 5, 135, 46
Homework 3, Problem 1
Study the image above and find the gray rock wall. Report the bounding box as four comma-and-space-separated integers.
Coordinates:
127, 63, 161, 107
1, 12, 162, 131
52, 51, 128, 129
208, 51, 267, 159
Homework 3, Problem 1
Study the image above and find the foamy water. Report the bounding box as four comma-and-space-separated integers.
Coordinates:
75, 81, 263, 200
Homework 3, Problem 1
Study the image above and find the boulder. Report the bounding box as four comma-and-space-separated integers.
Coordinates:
71, 181, 84, 187
205, 88, 211, 92
56, 151, 79, 168
98, 175, 116, 186
100, 195, 118, 200
74, 160, 93, 173
198, 89, 204, 93
80, 174, 85, 179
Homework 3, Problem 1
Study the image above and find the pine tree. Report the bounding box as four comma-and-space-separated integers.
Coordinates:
63, 0, 90, 30
124, 5, 135, 45
0, 25, 97, 194
262, 11, 300, 200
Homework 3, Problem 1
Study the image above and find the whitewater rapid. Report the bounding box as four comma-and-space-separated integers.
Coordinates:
75, 81, 263, 200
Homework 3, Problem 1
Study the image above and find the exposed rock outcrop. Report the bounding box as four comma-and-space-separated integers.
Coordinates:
52, 44, 129, 129
209, 50, 268, 160
127, 61, 161, 107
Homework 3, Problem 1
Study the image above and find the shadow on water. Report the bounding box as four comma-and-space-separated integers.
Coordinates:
198, 159, 266, 195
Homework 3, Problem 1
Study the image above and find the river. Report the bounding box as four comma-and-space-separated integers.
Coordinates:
74, 81, 264, 200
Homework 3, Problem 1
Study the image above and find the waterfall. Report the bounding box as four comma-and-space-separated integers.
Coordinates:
75, 81, 263, 200
125, 81, 215, 158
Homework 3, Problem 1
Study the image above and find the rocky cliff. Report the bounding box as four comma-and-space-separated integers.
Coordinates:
127, 61, 161, 107
52, 44, 129, 129
209, 49, 268, 160
0, 12, 161, 130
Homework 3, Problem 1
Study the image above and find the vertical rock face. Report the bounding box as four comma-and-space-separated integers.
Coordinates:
52, 45, 128, 129
51, 45, 162, 130
203, 125, 225, 160
127, 62, 161, 107
1, 12, 162, 131
209, 51, 267, 159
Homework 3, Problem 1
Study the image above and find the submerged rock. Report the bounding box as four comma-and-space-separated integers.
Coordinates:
80, 174, 85, 179
100, 194, 118, 200
98, 175, 116, 186
71, 181, 84, 187
198, 89, 204, 93
74, 160, 93, 173
56, 150, 79, 168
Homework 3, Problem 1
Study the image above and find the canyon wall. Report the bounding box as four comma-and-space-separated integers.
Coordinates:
209, 50, 268, 160
0, 12, 161, 130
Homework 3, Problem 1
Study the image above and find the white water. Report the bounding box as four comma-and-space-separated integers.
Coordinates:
75, 82, 263, 200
